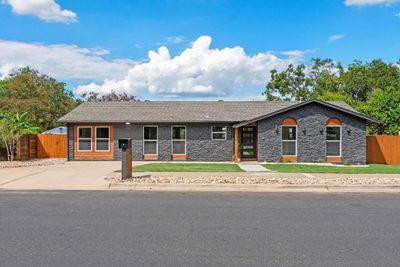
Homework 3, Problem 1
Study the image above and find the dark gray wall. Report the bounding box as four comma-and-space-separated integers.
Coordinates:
67, 124, 73, 161
113, 123, 233, 161
257, 103, 366, 164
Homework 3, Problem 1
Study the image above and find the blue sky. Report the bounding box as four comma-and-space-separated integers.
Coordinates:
0, 0, 399, 100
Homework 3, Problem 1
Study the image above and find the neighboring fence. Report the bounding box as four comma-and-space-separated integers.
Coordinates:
367, 135, 400, 165
37, 134, 67, 158
15, 134, 67, 160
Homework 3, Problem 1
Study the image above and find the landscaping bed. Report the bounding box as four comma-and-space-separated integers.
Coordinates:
264, 164, 400, 174
106, 173, 400, 186
0, 158, 66, 168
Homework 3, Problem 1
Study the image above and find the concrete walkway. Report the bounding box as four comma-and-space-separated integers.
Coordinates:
238, 162, 271, 172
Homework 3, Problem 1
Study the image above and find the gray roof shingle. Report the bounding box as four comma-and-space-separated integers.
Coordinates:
58, 100, 365, 124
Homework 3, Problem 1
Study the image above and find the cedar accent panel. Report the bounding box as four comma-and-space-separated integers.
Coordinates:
282, 117, 297, 125
37, 134, 67, 158
172, 155, 187, 161
281, 156, 297, 162
233, 128, 239, 162
73, 125, 114, 160
367, 135, 400, 165
327, 118, 341, 126
16, 134, 37, 160
144, 155, 158, 160
326, 156, 342, 163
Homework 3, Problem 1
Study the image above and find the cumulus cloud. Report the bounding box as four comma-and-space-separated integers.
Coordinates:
2, 0, 77, 23
344, 0, 399, 6
75, 36, 309, 97
0, 40, 135, 81
328, 34, 346, 42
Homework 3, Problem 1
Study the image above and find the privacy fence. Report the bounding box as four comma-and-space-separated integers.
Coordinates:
16, 134, 67, 160
366, 135, 400, 165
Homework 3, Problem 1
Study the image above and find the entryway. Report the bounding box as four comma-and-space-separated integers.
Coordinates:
240, 126, 257, 160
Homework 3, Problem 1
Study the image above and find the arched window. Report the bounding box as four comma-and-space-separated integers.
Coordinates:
281, 118, 297, 156
326, 118, 341, 157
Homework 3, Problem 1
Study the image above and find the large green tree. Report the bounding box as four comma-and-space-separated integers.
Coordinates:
0, 67, 78, 131
264, 58, 400, 134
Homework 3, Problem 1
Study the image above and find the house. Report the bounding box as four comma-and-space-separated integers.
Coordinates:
42, 126, 67, 134
58, 100, 379, 164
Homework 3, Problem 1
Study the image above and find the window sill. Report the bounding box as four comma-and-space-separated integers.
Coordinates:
326, 156, 342, 163
281, 156, 297, 162
144, 155, 158, 160
172, 155, 187, 161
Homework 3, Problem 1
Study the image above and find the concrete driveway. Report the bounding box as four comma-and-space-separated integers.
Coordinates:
0, 161, 120, 190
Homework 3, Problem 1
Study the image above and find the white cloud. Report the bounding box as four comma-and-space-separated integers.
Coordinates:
75, 36, 309, 97
328, 34, 346, 42
166, 36, 186, 44
0, 40, 135, 81
344, 0, 399, 6
396, 11, 400, 16
2, 0, 77, 23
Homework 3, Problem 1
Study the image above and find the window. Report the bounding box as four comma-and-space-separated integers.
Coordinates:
326, 126, 341, 156
95, 127, 110, 151
282, 126, 297, 156
143, 126, 158, 155
211, 126, 227, 140
172, 126, 186, 155
78, 127, 92, 151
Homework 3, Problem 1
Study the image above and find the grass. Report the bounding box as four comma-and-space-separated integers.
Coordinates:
132, 163, 244, 172
264, 164, 400, 174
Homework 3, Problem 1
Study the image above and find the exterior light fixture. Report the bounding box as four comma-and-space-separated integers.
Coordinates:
125, 122, 131, 125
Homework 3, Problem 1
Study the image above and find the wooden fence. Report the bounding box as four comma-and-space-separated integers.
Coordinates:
16, 134, 67, 160
367, 135, 400, 165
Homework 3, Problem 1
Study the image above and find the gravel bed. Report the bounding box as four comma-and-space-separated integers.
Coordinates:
105, 174, 400, 186
0, 158, 66, 169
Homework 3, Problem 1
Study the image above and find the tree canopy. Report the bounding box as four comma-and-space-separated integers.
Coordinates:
0, 67, 77, 131
265, 58, 400, 134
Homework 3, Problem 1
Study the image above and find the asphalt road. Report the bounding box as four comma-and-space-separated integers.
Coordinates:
0, 191, 399, 267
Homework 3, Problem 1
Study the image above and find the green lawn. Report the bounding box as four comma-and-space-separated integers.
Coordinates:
264, 164, 400, 174
132, 163, 244, 172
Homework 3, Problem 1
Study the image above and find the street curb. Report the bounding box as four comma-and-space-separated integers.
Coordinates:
108, 183, 400, 193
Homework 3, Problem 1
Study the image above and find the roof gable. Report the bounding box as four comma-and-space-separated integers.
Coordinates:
232, 99, 380, 128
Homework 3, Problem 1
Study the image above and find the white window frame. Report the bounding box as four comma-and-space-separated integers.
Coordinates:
95, 126, 110, 152
281, 125, 297, 156
143, 126, 158, 155
77, 126, 92, 152
211, 126, 227, 141
326, 125, 342, 157
171, 125, 186, 155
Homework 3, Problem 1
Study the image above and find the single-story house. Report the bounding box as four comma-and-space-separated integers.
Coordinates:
58, 100, 379, 164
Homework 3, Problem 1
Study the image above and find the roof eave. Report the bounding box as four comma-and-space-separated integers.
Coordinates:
233, 99, 380, 128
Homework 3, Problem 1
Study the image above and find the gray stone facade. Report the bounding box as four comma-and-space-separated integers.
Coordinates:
257, 103, 366, 164
67, 103, 366, 164
113, 123, 233, 162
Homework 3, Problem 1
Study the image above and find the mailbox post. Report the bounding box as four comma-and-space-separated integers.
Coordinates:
119, 139, 132, 179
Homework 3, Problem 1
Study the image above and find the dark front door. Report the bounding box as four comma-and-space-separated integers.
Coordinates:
240, 127, 257, 160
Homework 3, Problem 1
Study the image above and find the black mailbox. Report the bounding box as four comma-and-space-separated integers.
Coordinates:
118, 139, 129, 150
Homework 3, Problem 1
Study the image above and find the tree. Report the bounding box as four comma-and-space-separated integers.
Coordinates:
359, 87, 400, 135
0, 67, 78, 131
81, 90, 139, 102
0, 112, 40, 161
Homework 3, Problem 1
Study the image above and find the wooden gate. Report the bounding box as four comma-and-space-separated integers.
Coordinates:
37, 134, 67, 158
367, 135, 400, 165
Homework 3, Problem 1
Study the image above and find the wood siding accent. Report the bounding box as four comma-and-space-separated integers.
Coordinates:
16, 134, 37, 160
172, 155, 187, 161
367, 135, 400, 165
326, 118, 341, 126
281, 156, 297, 162
233, 128, 239, 162
73, 125, 114, 160
143, 155, 158, 160
37, 134, 67, 158
326, 156, 342, 163
282, 117, 297, 125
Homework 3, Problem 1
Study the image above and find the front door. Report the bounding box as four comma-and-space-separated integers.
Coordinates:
240, 127, 257, 160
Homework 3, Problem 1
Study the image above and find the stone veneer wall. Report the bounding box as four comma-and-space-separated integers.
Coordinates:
113, 123, 233, 161
257, 103, 366, 164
